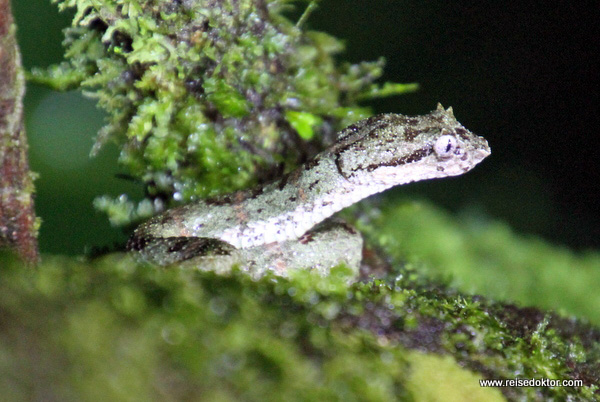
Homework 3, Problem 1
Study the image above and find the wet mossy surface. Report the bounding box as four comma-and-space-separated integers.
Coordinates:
1, 203, 599, 400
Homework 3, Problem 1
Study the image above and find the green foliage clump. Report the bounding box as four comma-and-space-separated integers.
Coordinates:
32, 0, 416, 225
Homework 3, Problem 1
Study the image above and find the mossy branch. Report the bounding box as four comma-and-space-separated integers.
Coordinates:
0, 0, 39, 264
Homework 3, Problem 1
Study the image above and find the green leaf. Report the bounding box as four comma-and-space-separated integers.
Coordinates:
203, 78, 250, 118
356, 82, 419, 101
285, 111, 322, 140
27, 64, 89, 91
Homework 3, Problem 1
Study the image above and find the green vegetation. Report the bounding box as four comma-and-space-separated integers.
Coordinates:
32, 0, 415, 226
358, 199, 600, 326
1, 212, 598, 400
10, 0, 598, 400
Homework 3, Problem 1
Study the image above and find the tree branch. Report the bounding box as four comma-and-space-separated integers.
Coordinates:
0, 0, 39, 264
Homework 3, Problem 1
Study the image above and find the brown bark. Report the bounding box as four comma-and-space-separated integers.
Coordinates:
0, 0, 39, 264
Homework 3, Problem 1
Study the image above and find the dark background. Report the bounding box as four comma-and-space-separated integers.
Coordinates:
12, 1, 600, 254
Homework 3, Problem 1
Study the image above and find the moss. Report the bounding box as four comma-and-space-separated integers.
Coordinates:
356, 199, 600, 326
0, 253, 410, 400
32, 0, 416, 225
1, 236, 598, 400
405, 351, 505, 402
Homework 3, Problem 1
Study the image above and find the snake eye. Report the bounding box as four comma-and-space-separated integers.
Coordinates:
434, 135, 457, 159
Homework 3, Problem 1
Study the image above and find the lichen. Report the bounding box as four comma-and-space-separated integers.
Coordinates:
31, 0, 416, 226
